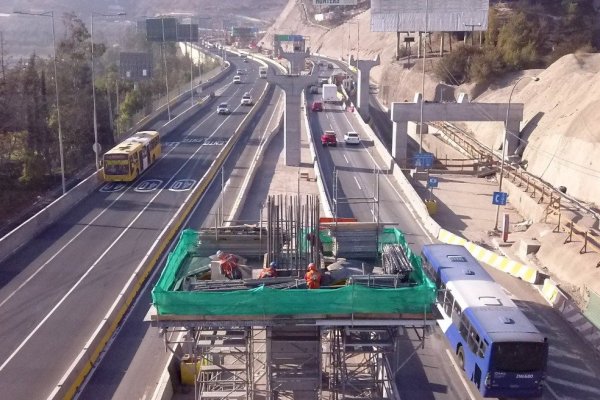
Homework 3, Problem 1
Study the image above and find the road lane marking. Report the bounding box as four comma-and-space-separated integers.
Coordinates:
343, 154, 349, 164
0, 144, 181, 311
547, 360, 597, 378
444, 349, 477, 400
0, 131, 214, 373
545, 376, 600, 396
354, 176, 362, 190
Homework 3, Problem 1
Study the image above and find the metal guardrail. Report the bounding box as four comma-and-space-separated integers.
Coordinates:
433, 121, 600, 258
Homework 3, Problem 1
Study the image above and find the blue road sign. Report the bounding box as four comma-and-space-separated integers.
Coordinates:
413, 152, 434, 169
427, 177, 439, 188
492, 191, 508, 206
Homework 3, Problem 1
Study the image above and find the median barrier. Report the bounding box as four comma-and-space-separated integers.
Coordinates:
52, 76, 274, 400
0, 65, 231, 267
228, 88, 283, 223
301, 90, 333, 218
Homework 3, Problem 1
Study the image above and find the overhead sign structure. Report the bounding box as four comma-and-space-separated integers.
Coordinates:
492, 191, 508, 206
146, 18, 178, 42
274, 34, 304, 42
176, 24, 199, 42
313, 0, 358, 5
119, 52, 153, 81
371, 0, 489, 32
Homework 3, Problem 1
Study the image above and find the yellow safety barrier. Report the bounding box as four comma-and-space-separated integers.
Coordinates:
438, 229, 539, 283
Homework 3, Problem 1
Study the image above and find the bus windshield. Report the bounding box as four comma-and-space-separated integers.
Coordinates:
492, 342, 547, 372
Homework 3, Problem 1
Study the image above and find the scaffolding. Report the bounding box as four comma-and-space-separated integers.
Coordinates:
151, 194, 437, 399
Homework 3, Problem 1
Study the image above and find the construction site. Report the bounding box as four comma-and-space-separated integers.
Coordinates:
151, 195, 437, 400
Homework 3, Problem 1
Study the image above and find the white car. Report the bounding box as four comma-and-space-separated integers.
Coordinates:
344, 131, 360, 144
216, 102, 231, 115
241, 93, 253, 106
233, 75, 241, 84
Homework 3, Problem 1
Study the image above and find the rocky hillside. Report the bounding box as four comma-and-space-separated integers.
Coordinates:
261, 1, 600, 207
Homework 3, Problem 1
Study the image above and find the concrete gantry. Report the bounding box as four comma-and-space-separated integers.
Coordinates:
350, 54, 380, 120
269, 42, 315, 166
390, 93, 524, 166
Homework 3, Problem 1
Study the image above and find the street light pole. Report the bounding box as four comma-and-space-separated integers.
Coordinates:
91, 11, 126, 171
494, 75, 539, 230
15, 10, 66, 194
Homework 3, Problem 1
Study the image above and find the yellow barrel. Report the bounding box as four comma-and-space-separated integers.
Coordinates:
425, 199, 438, 215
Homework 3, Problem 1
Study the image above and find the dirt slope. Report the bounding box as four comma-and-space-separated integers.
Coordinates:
262, 1, 600, 207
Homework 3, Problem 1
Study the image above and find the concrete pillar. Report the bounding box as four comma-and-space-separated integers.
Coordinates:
505, 118, 522, 157
391, 120, 408, 167
351, 55, 380, 120
269, 43, 313, 166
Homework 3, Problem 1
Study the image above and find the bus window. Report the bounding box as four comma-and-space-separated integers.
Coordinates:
492, 342, 547, 372
444, 291, 454, 316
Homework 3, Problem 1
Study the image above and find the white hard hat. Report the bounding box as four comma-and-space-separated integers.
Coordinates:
216, 250, 223, 257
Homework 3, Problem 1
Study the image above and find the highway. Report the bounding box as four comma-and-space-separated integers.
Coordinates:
0, 55, 266, 399
308, 57, 600, 399
76, 56, 282, 399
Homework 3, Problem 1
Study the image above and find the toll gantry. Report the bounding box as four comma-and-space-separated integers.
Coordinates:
150, 195, 436, 400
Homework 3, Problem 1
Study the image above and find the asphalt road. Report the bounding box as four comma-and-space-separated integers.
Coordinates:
75, 55, 277, 399
0, 54, 265, 399
309, 56, 600, 400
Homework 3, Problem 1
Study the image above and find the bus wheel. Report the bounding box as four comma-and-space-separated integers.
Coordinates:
457, 347, 465, 371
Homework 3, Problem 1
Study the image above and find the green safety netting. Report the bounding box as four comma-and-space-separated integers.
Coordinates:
152, 228, 436, 316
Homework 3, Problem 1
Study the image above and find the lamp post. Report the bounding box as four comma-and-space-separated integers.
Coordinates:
91, 11, 126, 171
494, 75, 539, 230
14, 10, 65, 194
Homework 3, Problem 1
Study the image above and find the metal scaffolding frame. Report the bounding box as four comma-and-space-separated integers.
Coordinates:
156, 315, 433, 400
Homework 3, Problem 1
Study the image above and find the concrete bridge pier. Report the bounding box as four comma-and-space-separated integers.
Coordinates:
350, 55, 380, 120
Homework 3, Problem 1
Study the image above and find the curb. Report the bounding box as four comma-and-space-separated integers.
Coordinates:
438, 229, 538, 284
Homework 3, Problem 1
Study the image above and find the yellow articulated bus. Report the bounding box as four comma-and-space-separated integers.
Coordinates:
103, 130, 161, 182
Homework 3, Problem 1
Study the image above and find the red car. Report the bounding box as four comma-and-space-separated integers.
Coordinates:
321, 130, 337, 146
311, 101, 323, 112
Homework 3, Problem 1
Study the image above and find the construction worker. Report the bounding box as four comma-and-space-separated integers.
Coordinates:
304, 263, 322, 289
216, 250, 241, 280
259, 261, 278, 279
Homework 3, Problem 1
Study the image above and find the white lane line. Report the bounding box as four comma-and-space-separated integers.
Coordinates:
548, 360, 598, 378
0, 93, 230, 309
444, 349, 477, 400
343, 154, 349, 164
354, 176, 362, 190
342, 111, 435, 242
545, 376, 600, 396
0, 133, 215, 373
542, 381, 562, 400
0, 145, 182, 310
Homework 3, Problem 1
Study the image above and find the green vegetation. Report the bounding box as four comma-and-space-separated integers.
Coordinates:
0, 13, 216, 226
435, 0, 599, 84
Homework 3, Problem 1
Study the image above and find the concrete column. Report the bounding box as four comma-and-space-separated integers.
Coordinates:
391, 120, 408, 167
269, 44, 313, 166
351, 55, 380, 120
505, 118, 522, 157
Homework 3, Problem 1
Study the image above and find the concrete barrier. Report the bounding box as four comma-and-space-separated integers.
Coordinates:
302, 91, 333, 218
47, 82, 259, 400
228, 90, 284, 223
0, 67, 231, 266
438, 229, 539, 283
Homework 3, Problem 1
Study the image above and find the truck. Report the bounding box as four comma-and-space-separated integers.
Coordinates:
322, 83, 338, 103
259, 66, 267, 79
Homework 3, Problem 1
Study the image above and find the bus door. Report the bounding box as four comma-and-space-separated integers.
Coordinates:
141, 146, 149, 171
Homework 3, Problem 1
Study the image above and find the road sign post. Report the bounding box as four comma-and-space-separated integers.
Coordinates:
492, 191, 508, 206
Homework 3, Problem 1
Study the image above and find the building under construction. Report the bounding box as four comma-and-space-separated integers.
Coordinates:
151, 195, 436, 399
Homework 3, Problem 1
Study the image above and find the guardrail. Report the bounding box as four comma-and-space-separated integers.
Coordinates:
434, 121, 600, 257
52, 79, 274, 400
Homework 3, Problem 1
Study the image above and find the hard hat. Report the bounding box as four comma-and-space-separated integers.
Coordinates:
308, 263, 316, 271
216, 250, 223, 257
270, 261, 277, 268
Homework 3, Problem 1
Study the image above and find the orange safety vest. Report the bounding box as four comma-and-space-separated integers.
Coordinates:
219, 254, 239, 279
259, 267, 276, 279
304, 270, 321, 289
